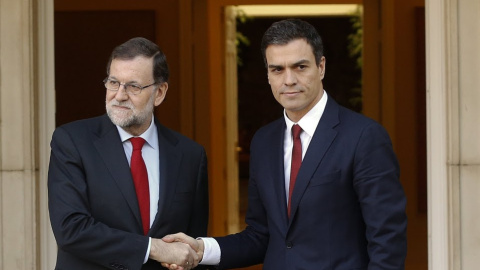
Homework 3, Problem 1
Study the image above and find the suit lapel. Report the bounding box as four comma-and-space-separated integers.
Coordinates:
149, 119, 182, 233
288, 98, 340, 225
93, 115, 143, 229
267, 120, 290, 227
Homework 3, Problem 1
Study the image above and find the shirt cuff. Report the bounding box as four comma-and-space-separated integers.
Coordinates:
144, 237, 151, 264
199, 237, 221, 265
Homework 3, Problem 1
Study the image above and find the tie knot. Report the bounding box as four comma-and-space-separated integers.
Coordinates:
130, 137, 146, 150
292, 124, 302, 139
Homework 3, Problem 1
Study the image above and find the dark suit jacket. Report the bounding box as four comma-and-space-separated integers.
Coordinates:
48, 114, 209, 270
215, 97, 407, 269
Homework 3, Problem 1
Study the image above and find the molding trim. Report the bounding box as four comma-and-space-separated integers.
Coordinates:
224, 6, 240, 234
37, 0, 57, 269
426, 0, 460, 269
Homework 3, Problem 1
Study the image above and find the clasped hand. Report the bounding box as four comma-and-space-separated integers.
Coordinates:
149, 233, 204, 270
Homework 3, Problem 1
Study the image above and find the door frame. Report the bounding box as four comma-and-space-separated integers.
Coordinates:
38, 0, 454, 269
38, 0, 57, 269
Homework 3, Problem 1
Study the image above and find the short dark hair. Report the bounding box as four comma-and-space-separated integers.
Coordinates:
261, 19, 324, 67
106, 37, 169, 83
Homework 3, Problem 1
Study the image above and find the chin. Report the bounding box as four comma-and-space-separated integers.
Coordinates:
283, 103, 304, 111
108, 111, 133, 127
111, 118, 132, 128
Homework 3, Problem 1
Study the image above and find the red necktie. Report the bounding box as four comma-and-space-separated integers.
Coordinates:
129, 137, 150, 235
288, 124, 302, 217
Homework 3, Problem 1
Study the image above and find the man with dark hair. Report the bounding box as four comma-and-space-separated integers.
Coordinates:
164, 19, 407, 269
48, 37, 208, 270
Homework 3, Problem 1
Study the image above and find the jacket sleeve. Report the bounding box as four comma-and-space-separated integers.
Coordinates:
353, 123, 407, 269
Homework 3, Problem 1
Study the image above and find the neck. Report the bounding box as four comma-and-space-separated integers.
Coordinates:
122, 116, 153, 137
122, 125, 147, 137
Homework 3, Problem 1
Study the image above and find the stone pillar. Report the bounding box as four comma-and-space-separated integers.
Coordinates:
0, 0, 37, 268
0, 0, 56, 269
427, 0, 480, 269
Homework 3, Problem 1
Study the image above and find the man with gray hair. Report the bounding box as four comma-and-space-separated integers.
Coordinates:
48, 37, 208, 270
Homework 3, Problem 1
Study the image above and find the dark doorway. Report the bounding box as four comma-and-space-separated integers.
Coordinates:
54, 10, 156, 126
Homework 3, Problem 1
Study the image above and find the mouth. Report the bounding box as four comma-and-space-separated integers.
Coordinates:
280, 85, 303, 95
108, 100, 133, 111
282, 90, 302, 97
113, 105, 131, 110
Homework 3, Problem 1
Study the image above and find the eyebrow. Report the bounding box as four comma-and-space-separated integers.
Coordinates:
268, 64, 283, 69
268, 59, 311, 69
291, 59, 310, 67
108, 76, 140, 84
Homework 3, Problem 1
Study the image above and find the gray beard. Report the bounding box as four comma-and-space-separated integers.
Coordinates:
106, 95, 154, 128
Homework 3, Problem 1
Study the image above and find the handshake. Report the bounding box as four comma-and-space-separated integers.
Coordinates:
149, 233, 204, 270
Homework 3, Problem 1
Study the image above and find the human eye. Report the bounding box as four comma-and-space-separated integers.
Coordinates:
107, 79, 120, 88
125, 84, 142, 94
270, 66, 283, 73
298, 64, 307, 70
294, 62, 310, 71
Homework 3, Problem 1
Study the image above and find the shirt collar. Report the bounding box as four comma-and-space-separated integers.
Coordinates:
116, 116, 158, 149
283, 90, 328, 137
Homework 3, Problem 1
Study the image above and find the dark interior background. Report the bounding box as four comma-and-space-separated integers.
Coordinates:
54, 11, 156, 127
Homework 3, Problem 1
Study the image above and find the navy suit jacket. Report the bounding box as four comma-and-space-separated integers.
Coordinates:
216, 97, 407, 269
48, 114, 209, 270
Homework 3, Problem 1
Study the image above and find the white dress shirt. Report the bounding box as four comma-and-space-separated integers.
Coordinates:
201, 91, 328, 265
282, 91, 327, 203
116, 116, 160, 263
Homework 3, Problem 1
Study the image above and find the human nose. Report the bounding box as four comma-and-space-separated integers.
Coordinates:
284, 69, 297, 86
114, 84, 129, 101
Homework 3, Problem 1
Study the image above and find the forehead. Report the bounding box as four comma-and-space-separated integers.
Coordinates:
109, 56, 154, 80
265, 39, 315, 65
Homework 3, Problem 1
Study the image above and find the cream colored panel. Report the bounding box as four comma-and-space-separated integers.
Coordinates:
0, 0, 38, 269
458, 0, 480, 267
460, 165, 480, 268
458, 0, 480, 163
0, 0, 34, 171
1, 171, 35, 269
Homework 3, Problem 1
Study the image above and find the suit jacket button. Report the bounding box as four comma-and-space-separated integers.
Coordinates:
286, 241, 293, 248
